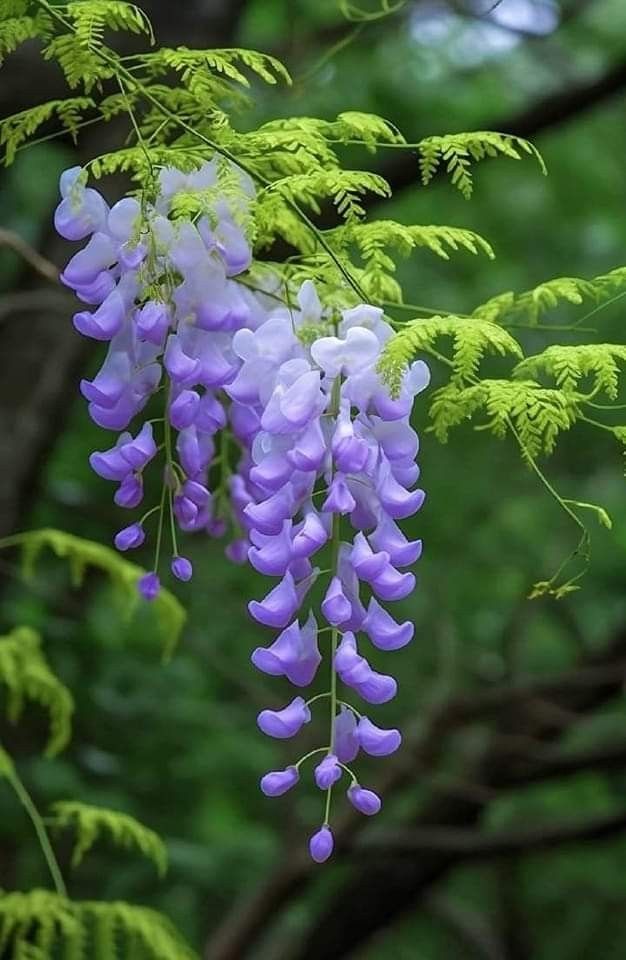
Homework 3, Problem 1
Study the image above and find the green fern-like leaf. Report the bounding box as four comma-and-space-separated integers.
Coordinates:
0, 7, 52, 64
134, 46, 289, 106
42, 33, 117, 92
52, 801, 167, 875
0, 891, 78, 954
81, 901, 198, 959
429, 379, 578, 458
514, 344, 626, 399
474, 266, 626, 326
0, 892, 199, 959
0, 97, 95, 164
15, 529, 185, 654
326, 220, 494, 302
66, 1, 154, 48
264, 169, 391, 222
378, 315, 523, 395
418, 131, 546, 198
0, 627, 73, 756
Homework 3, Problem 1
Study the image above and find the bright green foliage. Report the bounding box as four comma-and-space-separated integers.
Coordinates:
515, 344, 626, 399
42, 33, 117, 92
0, 626, 73, 756
474, 266, 626, 326
0, 891, 78, 954
429, 379, 578, 459
327, 221, 494, 302
0, 97, 94, 165
65, 1, 154, 47
0, 892, 199, 959
417, 131, 546, 198
51, 801, 167, 874
14, 528, 185, 654
137, 46, 290, 91
379, 315, 523, 395
267, 168, 391, 221
0, 2, 52, 64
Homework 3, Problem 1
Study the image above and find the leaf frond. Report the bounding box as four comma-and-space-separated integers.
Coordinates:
474, 266, 626, 326
429, 379, 578, 459
418, 131, 546, 198
15, 529, 185, 654
51, 802, 167, 875
378, 315, 523, 395
0, 626, 73, 756
514, 343, 626, 399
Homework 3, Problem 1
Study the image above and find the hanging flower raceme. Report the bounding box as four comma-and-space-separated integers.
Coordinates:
58, 159, 428, 862
55, 161, 269, 595
235, 287, 429, 862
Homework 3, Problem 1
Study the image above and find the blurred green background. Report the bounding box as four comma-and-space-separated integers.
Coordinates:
2, 1, 626, 957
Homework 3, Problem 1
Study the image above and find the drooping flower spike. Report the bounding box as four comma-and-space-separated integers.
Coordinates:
58, 161, 428, 861
239, 292, 428, 861
56, 161, 263, 593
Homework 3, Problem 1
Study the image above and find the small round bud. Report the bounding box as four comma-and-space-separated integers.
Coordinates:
260, 766, 299, 797
138, 572, 160, 601
114, 523, 145, 552
347, 784, 381, 816
171, 556, 193, 582
309, 825, 333, 864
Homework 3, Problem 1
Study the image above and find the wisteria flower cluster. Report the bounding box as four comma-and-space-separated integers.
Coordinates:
56, 162, 429, 862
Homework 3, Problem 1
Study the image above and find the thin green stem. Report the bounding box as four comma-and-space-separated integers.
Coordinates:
337, 761, 357, 784
2, 747, 66, 895
152, 478, 167, 574
139, 504, 161, 525
295, 747, 329, 770
579, 413, 624, 435
305, 692, 330, 708
571, 289, 626, 328
381, 299, 466, 317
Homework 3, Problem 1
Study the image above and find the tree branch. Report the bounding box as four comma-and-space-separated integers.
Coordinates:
355, 808, 626, 859
0, 228, 59, 284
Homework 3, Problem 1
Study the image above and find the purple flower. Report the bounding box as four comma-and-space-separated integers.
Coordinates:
291, 509, 328, 560
169, 389, 200, 429
369, 563, 415, 602
136, 301, 171, 345
309, 825, 334, 863
225, 539, 249, 564
257, 696, 311, 739
114, 473, 143, 509
362, 597, 414, 651
369, 515, 422, 567
171, 556, 193, 581
321, 576, 352, 626
138, 572, 160, 601
251, 612, 320, 687
114, 523, 145, 551
347, 784, 381, 815
248, 571, 299, 628
56, 165, 428, 848
357, 717, 402, 756
322, 475, 356, 515
314, 754, 342, 790
260, 766, 300, 797
350, 531, 390, 583
334, 706, 359, 763
248, 521, 293, 576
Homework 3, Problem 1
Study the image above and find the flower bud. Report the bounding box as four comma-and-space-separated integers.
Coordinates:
309, 826, 334, 863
